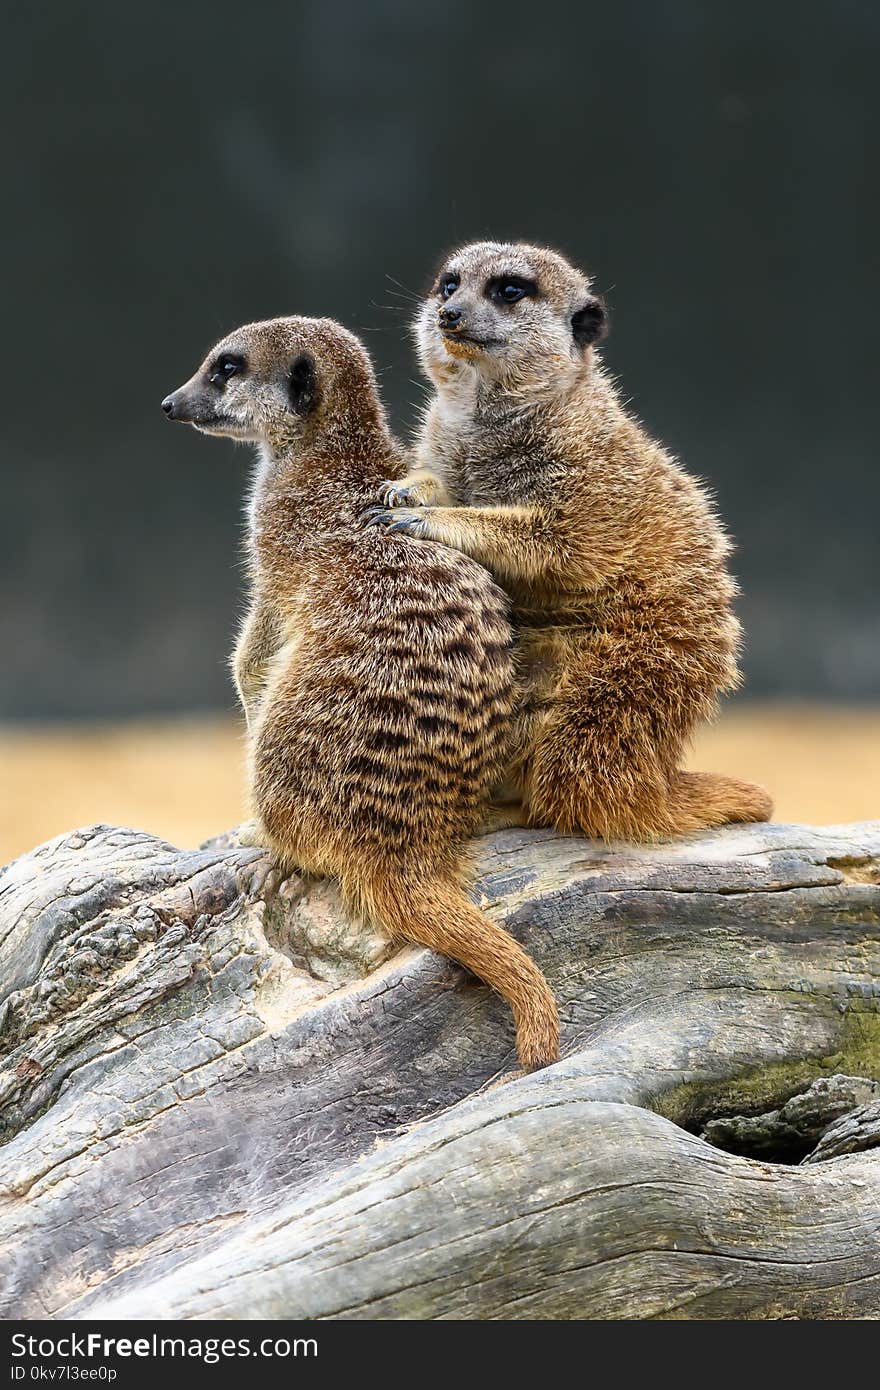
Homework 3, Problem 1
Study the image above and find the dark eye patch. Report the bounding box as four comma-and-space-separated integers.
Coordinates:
436, 272, 460, 300
289, 353, 317, 416
208, 352, 246, 387
208, 353, 246, 387
485, 275, 538, 306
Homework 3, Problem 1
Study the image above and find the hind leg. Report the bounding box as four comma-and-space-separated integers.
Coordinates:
526, 707, 676, 841
526, 702, 771, 842
520, 634, 765, 841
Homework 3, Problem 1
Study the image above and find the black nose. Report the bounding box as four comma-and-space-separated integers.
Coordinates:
439, 306, 462, 328
161, 396, 175, 418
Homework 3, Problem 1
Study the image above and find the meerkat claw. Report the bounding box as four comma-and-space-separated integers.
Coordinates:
359, 506, 428, 537
377, 480, 405, 507
377, 480, 424, 508
387, 510, 428, 537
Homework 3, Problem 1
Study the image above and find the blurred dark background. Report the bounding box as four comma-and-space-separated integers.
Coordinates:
2, 0, 877, 719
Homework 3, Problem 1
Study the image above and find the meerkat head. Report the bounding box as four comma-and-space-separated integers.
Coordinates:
415, 241, 608, 389
161, 316, 382, 449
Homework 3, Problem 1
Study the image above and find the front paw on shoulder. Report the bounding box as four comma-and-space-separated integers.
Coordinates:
359, 506, 432, 539
376, 479, 427, 508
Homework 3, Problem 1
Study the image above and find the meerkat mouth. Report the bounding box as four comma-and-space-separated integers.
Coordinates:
193, 417, 250, 438
441, 331, 500, 355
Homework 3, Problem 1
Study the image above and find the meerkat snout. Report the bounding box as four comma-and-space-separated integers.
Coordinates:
438, 304, 462, 329
160, 386, 203, 424
162, 342, 256, 438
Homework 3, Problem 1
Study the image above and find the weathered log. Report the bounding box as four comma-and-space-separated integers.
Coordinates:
1, 818, 879, 1320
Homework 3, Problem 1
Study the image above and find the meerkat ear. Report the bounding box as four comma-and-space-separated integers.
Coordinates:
571, 295, 608, 349
288, 353, 317, 416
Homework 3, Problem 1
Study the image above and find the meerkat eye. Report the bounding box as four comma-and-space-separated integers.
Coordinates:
437, 274, 460, 300
487, 276, 537, 306
208, 353, 246, 388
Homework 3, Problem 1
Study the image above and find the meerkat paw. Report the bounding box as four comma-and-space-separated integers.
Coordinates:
236, 818, 270, 849
359, 505, 433, 539
474, 804, 531, 835
376, 479, 428, 509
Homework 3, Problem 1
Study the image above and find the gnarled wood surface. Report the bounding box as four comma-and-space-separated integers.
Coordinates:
1, 819, 879, 1319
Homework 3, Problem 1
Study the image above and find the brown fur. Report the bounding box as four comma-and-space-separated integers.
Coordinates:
369, 243, 772, 841
163, 315, 559, 1070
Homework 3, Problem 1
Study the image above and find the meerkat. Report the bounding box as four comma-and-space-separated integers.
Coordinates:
364, 242, 772, 842
161, 315, 559, 1071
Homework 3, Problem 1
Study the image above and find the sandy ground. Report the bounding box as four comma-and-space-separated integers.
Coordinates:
1, 704, 878, 865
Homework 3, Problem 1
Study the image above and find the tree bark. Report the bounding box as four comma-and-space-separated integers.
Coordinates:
1, 818, 879, 1320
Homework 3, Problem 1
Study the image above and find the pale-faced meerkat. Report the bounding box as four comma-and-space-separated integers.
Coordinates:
364, 242, 772, 841
161, 315, 559, 1071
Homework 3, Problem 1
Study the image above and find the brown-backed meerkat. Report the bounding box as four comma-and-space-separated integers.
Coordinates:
364, 242, 772, 841
161, 315, 559, 1071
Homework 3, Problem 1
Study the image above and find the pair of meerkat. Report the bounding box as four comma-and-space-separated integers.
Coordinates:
365, 241, 772, 841
162, 242, 770, 1070
163, 316, 559, 1072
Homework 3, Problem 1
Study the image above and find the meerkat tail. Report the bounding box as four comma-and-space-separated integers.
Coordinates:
356, 873, 559, 1072
669, 770, 773, 830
